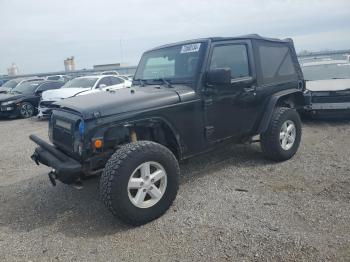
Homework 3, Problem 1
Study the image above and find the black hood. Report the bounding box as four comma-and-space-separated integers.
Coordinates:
55, 85, 197, 119
0, 93, 25, 102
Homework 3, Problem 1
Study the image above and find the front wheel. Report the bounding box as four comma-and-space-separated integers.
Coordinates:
100, 141, 180, 226
260, 107, 302, 161
20, 102, 35, 118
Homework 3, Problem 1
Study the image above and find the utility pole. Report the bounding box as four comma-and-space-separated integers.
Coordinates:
120, 39, 123, 63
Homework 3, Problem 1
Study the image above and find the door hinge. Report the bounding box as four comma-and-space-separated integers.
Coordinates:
205, 126, 215, 139
204, 98, 213, 106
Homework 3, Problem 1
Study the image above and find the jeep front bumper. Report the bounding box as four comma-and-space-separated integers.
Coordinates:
30, 135, 82, 183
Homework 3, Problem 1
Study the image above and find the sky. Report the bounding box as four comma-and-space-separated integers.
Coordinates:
0, 0, 349, 74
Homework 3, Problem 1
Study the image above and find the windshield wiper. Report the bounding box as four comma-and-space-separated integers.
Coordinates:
153, 78, 173, 88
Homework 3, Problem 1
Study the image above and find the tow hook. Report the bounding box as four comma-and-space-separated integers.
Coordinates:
48, 170, 57, 186
31, 152, 40, 165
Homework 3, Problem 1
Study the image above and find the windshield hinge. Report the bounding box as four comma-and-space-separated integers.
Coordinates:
93, 111, 101, 119
204, 98, 213, 106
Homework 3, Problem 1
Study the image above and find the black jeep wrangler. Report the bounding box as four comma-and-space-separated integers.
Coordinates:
30, 35, 305, 225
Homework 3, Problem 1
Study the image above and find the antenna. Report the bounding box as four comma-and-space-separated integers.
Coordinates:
120, 39, 123, 63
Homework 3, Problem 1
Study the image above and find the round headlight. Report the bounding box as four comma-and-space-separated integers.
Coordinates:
79, 120, 85, 137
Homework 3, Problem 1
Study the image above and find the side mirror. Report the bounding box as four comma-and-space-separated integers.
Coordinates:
99, 84, 107, 89
207, 68, 231, 86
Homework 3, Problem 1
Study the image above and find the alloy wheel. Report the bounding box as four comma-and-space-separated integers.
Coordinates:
127, 161, 167, 208
279, 120, 296, 150
20, 103, 34, 118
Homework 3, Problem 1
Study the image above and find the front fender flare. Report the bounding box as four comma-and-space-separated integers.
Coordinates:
94, 116, 184, 160
126, 117, 184, 160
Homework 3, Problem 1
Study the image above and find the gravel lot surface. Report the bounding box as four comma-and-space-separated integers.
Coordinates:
0, 117, 349, 261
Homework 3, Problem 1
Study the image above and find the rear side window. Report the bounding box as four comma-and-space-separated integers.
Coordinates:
50, 81, 65, 89
37, 83, 51, 91
258, 44, 297, 84
110, 77, 124, 85
38, 82, 64, 91
210, 44, 250, 79
97, 77, 112, 87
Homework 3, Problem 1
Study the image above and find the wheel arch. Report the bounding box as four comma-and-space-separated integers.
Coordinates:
132, 117, 183, 160
257, 89, 304, 134
101, 117, 183, 160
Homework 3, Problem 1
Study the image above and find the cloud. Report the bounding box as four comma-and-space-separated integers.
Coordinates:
0, 0, 349, 74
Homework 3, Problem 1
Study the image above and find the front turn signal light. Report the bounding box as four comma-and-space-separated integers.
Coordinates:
94, 139, 103, 149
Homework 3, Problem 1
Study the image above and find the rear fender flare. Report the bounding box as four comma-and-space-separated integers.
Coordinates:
257, 89, 304, 134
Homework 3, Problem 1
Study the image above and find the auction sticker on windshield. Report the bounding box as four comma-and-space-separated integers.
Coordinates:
181, 43, 201, 53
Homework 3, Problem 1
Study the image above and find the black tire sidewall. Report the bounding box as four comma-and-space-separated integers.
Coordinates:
261, 108, 302, 161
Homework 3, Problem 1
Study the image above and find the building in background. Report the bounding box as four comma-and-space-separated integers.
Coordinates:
64, 57, 75, 71
7, 63, 19, 76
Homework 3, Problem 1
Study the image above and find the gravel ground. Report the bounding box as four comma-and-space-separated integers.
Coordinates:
0, 117, 349, 261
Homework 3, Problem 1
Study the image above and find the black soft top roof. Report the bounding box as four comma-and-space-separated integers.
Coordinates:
209, 34, 293, 43
148, 34, 293, 52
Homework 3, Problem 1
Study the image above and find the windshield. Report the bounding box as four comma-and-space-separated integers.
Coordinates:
62, 77, 98, 89
102, 71, 119, 75
134, 42, 206, 83
12, 82, 40, 95
2, 79, 19, 89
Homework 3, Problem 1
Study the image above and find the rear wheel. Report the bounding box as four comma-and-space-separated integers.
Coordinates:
260, 107, 302, 161
20, 102, 35, 118
100, 141, 179, 226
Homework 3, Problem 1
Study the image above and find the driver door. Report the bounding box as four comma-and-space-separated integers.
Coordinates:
204, 40, 260, 142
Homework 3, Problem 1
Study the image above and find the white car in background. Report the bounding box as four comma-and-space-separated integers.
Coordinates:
38, 75, 131, 118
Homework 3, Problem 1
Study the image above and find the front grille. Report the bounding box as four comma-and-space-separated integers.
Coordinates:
52, 117, 74, 152
312, 94, 350, 104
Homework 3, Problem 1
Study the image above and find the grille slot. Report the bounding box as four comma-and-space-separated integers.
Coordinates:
52, 117, 74, 151
312, 95, 350, 104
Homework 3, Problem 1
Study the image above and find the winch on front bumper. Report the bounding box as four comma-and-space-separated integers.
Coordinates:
30, 134, 82, 184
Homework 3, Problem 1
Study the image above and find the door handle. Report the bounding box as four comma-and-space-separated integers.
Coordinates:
243, 87, 255, 92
